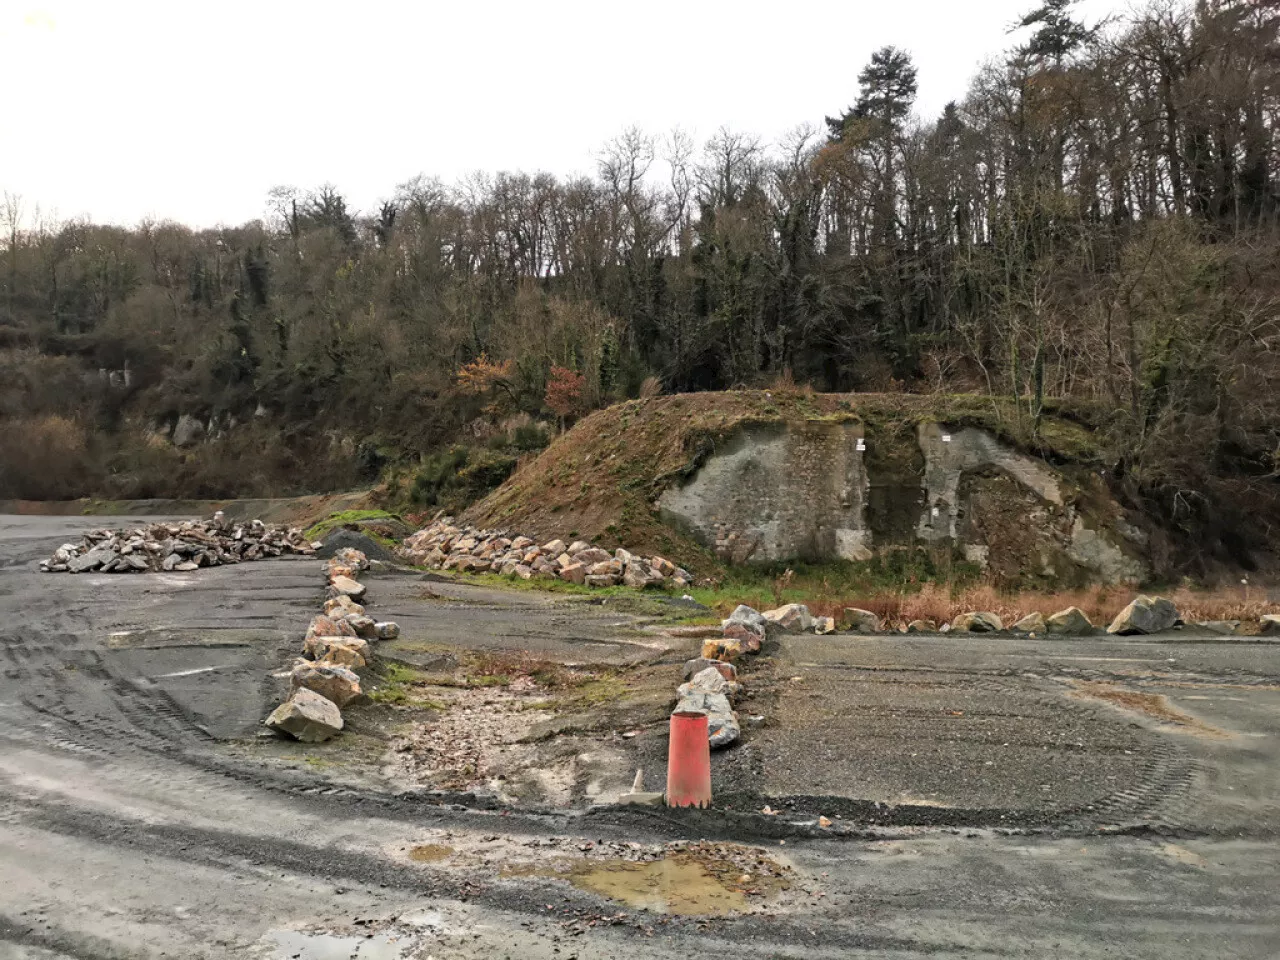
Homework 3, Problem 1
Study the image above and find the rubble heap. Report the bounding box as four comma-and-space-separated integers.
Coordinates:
400, 519, 694, 590
40, 512, 315, 574
265, 546, 400, 743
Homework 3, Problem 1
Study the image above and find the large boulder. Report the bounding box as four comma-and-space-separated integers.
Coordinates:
841, 608, 881, 634
374, 621, 400, 640
677, 666, 730, 698
723, 604, 768, 634
303, 636, 371, 669
172, 414, 205, 448
290, 660, 364, 706
324, 595, 366, 618
763, 603, 813, 633
306, 615, 356, 640
721, 622, 762, 652
328, 576, 367, 600
1261, 614, 1280, 635
951, 612, 1003, 633
1047, 606, 1094, 636
574, 547, 613, 566
344, 614, 379, 639
907, 619, 937, 633
1011, 612, 1046, 634
559, 562, 587, 585
265, 688, 344, 741
1108, 596, 1179, 635
813, 616, 836, 635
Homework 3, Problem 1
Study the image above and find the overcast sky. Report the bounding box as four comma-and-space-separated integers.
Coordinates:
2, 0, 1125, 228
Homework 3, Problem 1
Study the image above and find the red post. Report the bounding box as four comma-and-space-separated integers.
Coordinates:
666, 711, 712, 808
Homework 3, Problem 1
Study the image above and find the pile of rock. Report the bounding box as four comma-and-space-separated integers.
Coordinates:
265, 547, 400, 743
40, 512, 314, 574
400, 519, 693, 590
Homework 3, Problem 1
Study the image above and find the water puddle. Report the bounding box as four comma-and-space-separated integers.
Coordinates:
265, 930, 411, 959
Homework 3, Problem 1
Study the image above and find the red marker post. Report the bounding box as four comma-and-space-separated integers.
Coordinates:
666, 711, 712, 808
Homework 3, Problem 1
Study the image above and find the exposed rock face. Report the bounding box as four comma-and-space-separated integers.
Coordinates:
265, 688, 344, 741
916, 423, 1063, 542
658, 421, 872, 564
172, 414, 205, 448
951, 612, 1003, 633
1047, 606, 1094, 636
1066, 519, 1147, 585
290, 660, 364, 706
1108, 596, 1180, 635
41, 517, 314, 574
841, 608, 881, 633
650, 418, 1145, 586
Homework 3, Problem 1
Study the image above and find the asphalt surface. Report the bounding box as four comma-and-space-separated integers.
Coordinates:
1, 515, 1279, 958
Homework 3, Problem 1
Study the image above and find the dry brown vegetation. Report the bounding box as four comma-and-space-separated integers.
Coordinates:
796, 582, 1271, 632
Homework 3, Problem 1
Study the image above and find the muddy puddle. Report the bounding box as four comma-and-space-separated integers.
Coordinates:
407, 843, 454, 863
500, 841, 792, 916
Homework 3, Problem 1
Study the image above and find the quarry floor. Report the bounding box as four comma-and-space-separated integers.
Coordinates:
2, 515, 1279, 958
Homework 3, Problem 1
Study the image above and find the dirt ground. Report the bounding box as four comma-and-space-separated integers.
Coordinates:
2, 514, 1280, 958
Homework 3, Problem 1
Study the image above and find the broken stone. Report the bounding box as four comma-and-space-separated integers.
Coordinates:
622, 564, 663, 589
722, 621, 764, 646
306, 615, 356, 640
1261, 614, 1280, 635
1108, 595, 1179, 635
344, 614, 379, 639
906, 619, 937, 633
723, 604, 768, 634
1197, 620, 1241, 636
567, 541, 592, 555
585, 573, 619, 588
541, 539, 567, 557
328, 575, 367, 600
951, 612, 1003, 633
682, 658, 737, 682
841, 607, 881, 633
1046, 606, 1094, 636
762, 603, 813, 633
677, 667, 730, 698
559, 562, 587, 585
374, 621, 400, 640
575, 547, 613, 566
672, 691, 740, 749
813, 616, 836, 635
265, 688, 344, 742
1011, 612, 1046, 634
651, 556, 678, 578
291, 659, 364, 704
324, 595, 366, 618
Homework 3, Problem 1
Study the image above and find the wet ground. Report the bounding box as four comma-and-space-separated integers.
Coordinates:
1, 515, 1279, 958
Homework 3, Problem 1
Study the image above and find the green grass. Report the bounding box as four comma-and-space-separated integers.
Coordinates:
304, 509, 401, 542
368, 662, 447, 706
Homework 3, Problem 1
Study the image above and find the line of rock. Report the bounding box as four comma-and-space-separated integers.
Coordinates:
264, 547, 400, 743
40, 512, 315, 574
399, 519, 693, 590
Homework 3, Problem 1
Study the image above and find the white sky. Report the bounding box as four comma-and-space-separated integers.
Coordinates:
2, 0, 1125, 228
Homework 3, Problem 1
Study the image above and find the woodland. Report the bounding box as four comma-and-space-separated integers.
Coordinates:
1, 0, 1277, 553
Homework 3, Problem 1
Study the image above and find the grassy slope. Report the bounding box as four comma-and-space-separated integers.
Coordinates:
464, 390, 1103, 574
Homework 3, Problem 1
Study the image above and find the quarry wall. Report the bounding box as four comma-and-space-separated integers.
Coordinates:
657, 418, 1148, 585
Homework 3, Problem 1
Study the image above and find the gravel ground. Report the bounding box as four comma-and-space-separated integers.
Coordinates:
1, 514, 1278, 958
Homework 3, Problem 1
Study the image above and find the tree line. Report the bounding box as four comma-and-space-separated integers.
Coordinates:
1, 0, 1277, 548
